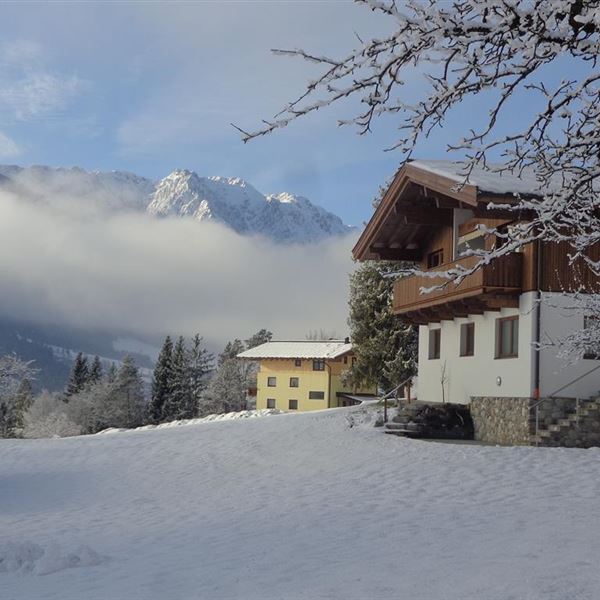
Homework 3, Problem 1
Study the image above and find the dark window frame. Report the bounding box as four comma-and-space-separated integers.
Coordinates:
426, 249, 444, 269
495, 316, 519, 359
309, 391, 325, 400
313, 359, 325, 371
428, 328, 441, 360
267, 376, 277, 387
294, 358, 302, 367
266, 398, 276, 409
288, 399, 298, 410
289, 377, 299, 388
459, 323, 475, 357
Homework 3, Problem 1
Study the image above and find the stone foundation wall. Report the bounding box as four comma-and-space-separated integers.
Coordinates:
470, 397, 533, 445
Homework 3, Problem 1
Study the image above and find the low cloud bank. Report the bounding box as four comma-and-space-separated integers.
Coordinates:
0, 189, 357, 345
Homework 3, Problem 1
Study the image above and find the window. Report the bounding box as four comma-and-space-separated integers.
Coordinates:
457, 232, 486, 257
309, 391, 325, 400
266, 398, 276, 409
289, 399, 298, 410
428, 328, 441, 359
352, 356, 357, 366
294, 358, 302, 367
313, 359, 325, 371
267, 376, 277, 387
460, 323, 475, 357
289, 377, 299, 388
427, 249, 443, 269
343, 356, 348, 364
496, 316, 519, 358
584, 316, 600, 359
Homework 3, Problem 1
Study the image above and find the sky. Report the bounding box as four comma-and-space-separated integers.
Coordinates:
0, 1, 411, 227
0, 1, 584, 352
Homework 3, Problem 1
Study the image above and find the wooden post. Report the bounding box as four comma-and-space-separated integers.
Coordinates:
384, 395, 388, 423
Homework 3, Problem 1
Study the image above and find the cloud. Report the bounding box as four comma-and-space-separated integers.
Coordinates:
0, 188, 356, 347
0, 39, 86, 122
0, 131, 21, 159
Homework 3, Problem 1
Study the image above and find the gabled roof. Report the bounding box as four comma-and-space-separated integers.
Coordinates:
410, 160, 546, 197
237, 340, 352, 360
353, 159, 539, 262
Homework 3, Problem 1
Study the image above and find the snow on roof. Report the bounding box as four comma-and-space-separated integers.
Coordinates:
409, 159, 551, 196
237, 340, 352, 360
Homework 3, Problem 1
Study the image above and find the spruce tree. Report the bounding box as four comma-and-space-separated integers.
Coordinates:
162, 336, 195, 422
345, 260, 418, 392
65, 353, 89, 400
11, 378, 33, 435
110, 356, 146, 429
189, 334, 214, 410
149, 336, 173, 423
88, 356, 103, 385
106, 363, 118, 383
245, 329, 272, 350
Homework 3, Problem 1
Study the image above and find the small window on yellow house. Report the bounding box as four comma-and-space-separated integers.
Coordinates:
294, 358, 302, 367
266, 398, 276, 409
267, 376, 276, 387
309, 391, 325, 400
289, 399, 298, 410
313, 359, 325, 371
289, 377, 299, 387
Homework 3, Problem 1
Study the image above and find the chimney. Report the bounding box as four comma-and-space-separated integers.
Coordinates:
344, 337, 350, 344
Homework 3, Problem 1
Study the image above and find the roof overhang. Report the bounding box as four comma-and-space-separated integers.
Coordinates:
352, 161, 522, 262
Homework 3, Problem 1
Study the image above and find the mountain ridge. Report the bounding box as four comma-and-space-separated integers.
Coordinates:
0, 164, 353, 243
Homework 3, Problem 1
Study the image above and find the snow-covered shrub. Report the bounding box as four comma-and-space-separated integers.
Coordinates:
23, 391, 81, 438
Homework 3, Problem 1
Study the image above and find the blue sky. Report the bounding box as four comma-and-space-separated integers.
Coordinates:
0, 1, 425, 226
0, 2, 578, 227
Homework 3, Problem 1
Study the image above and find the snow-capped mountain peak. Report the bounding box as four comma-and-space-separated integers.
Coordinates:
0, 164, 354, 244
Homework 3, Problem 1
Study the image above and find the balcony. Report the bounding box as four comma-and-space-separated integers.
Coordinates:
393, 253, 523, 322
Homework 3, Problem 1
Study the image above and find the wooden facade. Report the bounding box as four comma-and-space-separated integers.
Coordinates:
353, 161, 600, 324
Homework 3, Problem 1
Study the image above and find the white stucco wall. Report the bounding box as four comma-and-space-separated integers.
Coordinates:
416, 292, 536, 404
539, 292, 600, 399
415, 291, 600, 404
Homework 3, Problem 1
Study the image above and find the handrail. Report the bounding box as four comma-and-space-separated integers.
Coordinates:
381, 376, 414, 423
531, 362, 600, 445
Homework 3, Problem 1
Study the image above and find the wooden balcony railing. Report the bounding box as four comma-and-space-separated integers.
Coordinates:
393, 253, 523, 315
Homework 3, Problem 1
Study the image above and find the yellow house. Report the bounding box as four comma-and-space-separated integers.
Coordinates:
237, 340, 377, 412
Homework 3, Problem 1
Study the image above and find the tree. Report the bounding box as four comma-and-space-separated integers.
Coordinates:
245, 329, 272, 349
65, 352, 89, 400
0, 355, 37, 437
202, 330, 269, 415
23, 391, 81, 439
162, 336, 195, 421
11, 379, 33, 436
344, 260, 417, 392
107, 356, 146, 429
189, 334, 214, 410
239, 0, 600, 352
149, 336, 173, 423
88, 356, 103, 385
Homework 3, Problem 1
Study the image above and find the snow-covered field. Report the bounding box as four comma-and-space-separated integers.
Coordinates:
2, 406, 600, 600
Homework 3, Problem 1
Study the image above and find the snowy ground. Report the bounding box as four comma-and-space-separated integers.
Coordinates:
2, 406, 600, 600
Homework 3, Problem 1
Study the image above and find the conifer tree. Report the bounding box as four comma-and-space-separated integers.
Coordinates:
106, 363, 118, 383
149, 336, 173, 423
11, 378, 33, 435
109, 355, 146, 429
189, 334, 214, 409
65, 352, 89, 400
162, 336, 195, 421
344, 260, 417, 393
88, 356, 103, 385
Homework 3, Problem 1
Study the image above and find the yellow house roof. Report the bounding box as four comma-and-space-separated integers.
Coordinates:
237, 340, 352, 360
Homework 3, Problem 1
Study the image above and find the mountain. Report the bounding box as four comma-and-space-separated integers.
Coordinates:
147, 170, 351, 243
0, 164, 353, 243
0, 317, 157, 392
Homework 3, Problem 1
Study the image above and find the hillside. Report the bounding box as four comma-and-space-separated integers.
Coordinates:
2, 407, 599, 600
